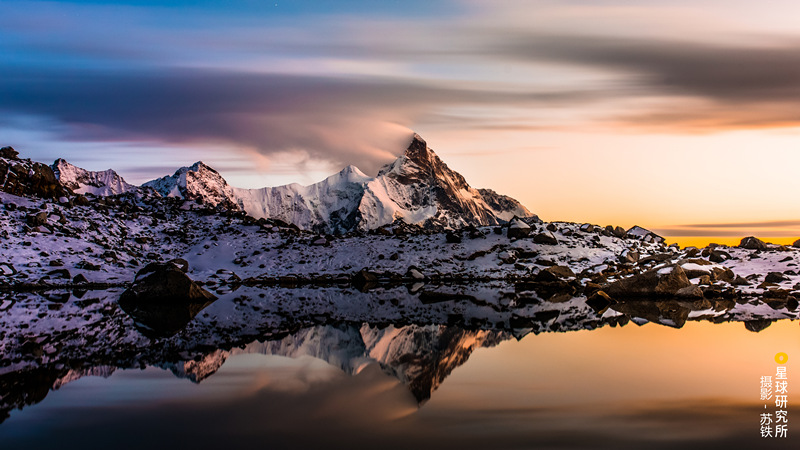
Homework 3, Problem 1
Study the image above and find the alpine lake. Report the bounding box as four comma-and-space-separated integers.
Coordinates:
1, 282, 797, 450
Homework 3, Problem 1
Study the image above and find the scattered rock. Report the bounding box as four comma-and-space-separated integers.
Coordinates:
711, 267, 735, 283
498, 250, 517, 264
678, 259, 715, 279
72, 273, 89, 284
533, 232, 558, 245
709, 250, 731, 263
765, 272, 788, 283
74, 195, 90, 206
0, 262, 17, 276
26, 211, 48, 227
619, 250, 640, 264
507, 218, 531, 239
406, 267, 425, 280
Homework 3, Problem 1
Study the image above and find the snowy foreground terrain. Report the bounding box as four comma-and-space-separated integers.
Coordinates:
1, 136, 799, 421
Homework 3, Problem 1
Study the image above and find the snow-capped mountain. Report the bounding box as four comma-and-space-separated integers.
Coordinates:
234, 164, 372, 234
48, 133, 531, 232
141, 134, 532, 233
52, 158, 136, 196
355, 133, 532, 230
142, 161, 239, 211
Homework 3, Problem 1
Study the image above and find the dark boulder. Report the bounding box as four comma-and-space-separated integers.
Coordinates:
445, 231, 462, 244
619, 250, 640, 264
739, 236, 767, 251
506, 218, 531, 239
26, 211, 48, 227
117, 261, 217, 337
119, 261, 216, 304
793, 238, 800, 248
535, 265, 575, 282
351, 269, 379, 291
710, 267, 735, 283
0, 146, 19, 159
708, 250, 731, 263
0, 263, 17, 276
72, 273, 89, 284
47, 269, 70, 280
533, 232, 558, 245
73, 195, 90, 206
765, 272, 788, 283
731, 275, 749, 286
678, 259, 714, 279
118, 264, 217, 338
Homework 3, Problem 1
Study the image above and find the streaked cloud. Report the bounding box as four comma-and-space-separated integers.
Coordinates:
1, 0, 799, 231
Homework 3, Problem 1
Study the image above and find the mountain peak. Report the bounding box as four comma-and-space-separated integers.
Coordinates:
189, 161, 213, 171
402, 132, 434, 165
336, 164, 370, 183
52, 158, 135, 196
143, 160, 239, 210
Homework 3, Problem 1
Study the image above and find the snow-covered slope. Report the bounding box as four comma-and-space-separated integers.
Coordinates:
52, 159, 136, 196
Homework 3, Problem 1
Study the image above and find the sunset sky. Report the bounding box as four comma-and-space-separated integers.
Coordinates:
2, 1, 799, 238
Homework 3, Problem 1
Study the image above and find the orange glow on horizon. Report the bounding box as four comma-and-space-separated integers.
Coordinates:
665, 236, 799, 249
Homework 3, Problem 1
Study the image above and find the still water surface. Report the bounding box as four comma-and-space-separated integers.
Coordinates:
0, 285, 797, 449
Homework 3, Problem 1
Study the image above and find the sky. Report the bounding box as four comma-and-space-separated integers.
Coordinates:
1, 0, 800, 237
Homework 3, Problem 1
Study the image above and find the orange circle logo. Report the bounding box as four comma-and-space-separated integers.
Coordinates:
775, 352, 788, 364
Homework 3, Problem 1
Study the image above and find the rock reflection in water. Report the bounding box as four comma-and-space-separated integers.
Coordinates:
118, 297, 216, 339
0, 283, 797, 424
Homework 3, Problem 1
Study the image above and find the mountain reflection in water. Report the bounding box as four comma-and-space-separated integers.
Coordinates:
0, 284, 798, 449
